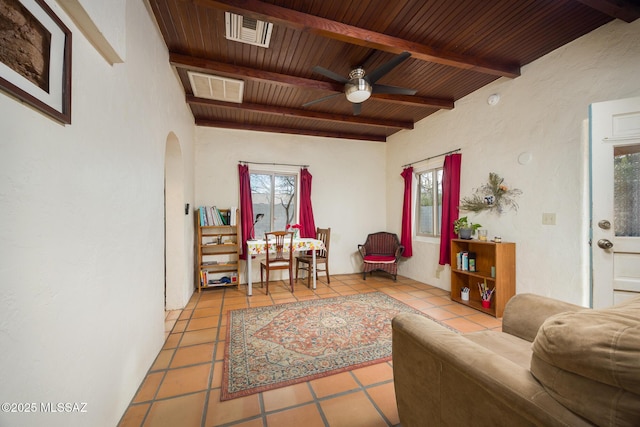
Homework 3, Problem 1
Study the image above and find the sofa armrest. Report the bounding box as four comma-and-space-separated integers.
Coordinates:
392, 313, 592, 427
502, 294, 584, 342
357, 244, 366, 259
394, 244, 404, 261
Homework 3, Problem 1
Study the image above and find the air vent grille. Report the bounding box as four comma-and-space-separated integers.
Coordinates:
188, 72, 244, 104
225, 12, 273, 48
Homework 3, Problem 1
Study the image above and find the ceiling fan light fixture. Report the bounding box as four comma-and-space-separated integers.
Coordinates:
345, 78, 372, 103
306, 53, 414, 111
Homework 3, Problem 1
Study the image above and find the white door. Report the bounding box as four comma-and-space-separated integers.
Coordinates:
591, 96, 640, 308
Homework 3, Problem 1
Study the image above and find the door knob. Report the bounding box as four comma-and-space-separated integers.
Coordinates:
597, 239, 613, 249
598, 220, 611, 230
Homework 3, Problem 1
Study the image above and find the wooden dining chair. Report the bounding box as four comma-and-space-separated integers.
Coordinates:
260, 231, 295, 295
295, 227, 331, 287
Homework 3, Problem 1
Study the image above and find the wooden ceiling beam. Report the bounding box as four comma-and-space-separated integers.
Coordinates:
170, 53, 342, 92
186, 0, 521, 78
171, 52, 453, 109
574, 0, 640, 22
187, 95, 414, 129
371, 94, 454, 109
195, 118, 388, 142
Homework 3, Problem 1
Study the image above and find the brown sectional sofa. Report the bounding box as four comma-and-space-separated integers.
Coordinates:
392, 293, 640, 426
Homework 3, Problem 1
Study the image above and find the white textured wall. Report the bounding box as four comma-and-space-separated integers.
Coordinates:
194, 127, 387, 281
58, 0, 127, 62
0, 1, 194, 426
387, 19, 640, 306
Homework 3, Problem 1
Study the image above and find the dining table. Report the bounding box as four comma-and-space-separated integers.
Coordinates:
245, 237, 326, 296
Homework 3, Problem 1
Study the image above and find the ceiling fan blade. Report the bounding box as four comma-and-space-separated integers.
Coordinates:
302, 92, 343, 107
365, 52, 411, 84
311, 66, 349, 84
372, 84, 417, 96
352, 103, 362, 116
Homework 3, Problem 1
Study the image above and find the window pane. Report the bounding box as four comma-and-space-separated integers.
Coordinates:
274, 174, 296, 230
416, 168, 443, 237
250, 173, 272, 238
418, 171, 434, 235
250, 172, 297, 236
436, 168, 443, 234
614, 144, 640, 237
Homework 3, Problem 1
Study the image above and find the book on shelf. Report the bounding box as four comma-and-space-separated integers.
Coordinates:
210, 206, 220, 225
199, 207, 207, 226
206, 207, 214, 225
202, 271, 238, 287
456, 251, 473, 271
198, 206, 237, 226
215, 206, 226, 225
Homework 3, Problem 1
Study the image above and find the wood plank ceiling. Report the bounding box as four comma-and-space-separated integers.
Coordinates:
148, 0, 639, 142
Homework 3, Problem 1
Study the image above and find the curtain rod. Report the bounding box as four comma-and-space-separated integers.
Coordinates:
240, 160, 310, 168
402, 148, 461, 168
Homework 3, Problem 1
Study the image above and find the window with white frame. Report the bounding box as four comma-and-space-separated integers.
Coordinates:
416, 167, 443, 237
250, 171, 298, 237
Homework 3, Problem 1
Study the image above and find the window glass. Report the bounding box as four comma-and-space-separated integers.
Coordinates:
250, 172, 297, 237
614, 144, 640, 237
416, 168, 443, 237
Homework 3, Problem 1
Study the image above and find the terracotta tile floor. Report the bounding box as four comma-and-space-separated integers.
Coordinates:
119, 274, 502, 427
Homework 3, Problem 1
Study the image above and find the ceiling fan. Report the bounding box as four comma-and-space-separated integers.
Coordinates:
303, 52, 417, 115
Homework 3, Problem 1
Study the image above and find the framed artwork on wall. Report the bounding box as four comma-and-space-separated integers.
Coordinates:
0, 0, 72, 124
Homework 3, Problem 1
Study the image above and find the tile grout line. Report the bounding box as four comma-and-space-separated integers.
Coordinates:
354, 369, 397, 426
305, 379, 331, 427
199, 288, 222, 427
120, 275, 501, 426
119, 303, 188, 426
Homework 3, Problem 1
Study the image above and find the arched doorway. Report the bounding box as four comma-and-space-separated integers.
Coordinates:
164, 133, 187, 309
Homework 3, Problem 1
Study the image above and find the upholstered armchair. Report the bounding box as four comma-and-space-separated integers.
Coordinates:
357, 232, 404, 281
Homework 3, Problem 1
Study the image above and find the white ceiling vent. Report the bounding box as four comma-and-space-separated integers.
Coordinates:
188, 71, 244, 103
225, 12, 273, 48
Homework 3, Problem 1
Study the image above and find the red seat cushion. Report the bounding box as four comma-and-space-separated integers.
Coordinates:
364, 255, 396, 264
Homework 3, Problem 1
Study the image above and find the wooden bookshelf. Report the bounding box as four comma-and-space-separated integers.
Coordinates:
450, 239, 516, 317
195, 207, 240, 292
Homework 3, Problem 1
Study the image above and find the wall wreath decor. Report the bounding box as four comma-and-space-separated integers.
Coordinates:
459, 172, 522, 214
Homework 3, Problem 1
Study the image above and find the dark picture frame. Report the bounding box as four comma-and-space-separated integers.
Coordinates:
0, 0, 72, 124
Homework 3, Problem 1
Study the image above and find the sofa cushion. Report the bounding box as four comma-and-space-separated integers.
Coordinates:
363, 255, 396, 263
530, 296, 640, 426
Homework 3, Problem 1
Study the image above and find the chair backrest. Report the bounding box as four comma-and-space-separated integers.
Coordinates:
364, 232, 400, 255
264, 231, 294, 264
315, 227, 331, 258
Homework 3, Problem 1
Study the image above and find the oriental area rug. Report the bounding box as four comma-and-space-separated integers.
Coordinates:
221, 291, 430, 400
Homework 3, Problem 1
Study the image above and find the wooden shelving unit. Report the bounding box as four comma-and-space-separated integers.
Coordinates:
195, 208, 240, 292
450, 239, 516, 317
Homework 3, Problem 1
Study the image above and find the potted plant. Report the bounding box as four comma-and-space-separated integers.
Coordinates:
453, 216, 481, 240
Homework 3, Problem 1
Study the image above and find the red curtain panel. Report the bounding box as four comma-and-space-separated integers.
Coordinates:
238, 164, 254, 260
438, 153, 462, 265
400, 166, 414, 257
299, 168, 317, 238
